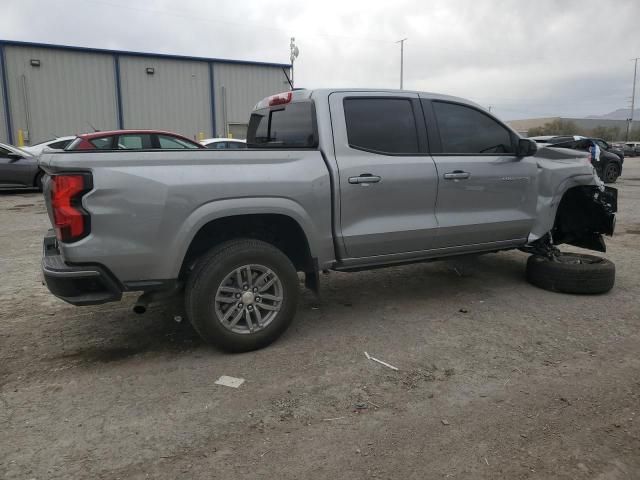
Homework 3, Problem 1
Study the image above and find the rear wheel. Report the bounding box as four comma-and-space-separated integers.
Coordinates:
185, 239, 299, 352
526, 253, 615, 294
34, 171, 44, 191
602, 162, 620, 183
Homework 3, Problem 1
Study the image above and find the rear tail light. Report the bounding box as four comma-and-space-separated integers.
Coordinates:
268, 91, 292, 106
50, 174, 92, 242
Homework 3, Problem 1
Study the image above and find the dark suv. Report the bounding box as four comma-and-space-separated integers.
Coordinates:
545, 136, 623, 183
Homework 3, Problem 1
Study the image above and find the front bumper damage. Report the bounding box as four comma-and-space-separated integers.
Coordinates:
551, 186, 617, 252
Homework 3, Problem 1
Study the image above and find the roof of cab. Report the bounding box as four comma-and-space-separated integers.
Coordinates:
254, 88, 484, 111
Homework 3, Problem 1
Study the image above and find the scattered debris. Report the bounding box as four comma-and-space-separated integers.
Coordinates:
520, 433, 528, 438
355, 448, 361, 454
364, 352, 399, 371
260, 450, 270, 457
459, 308, 468, 313
173, 315, 183, 323
559, 397, 572, 406
368, 400, 381, 408
444, 368, 455, 377
441, 419, 450, 425
484, 457, 489, 466
214, 375, 245, 388
354, 402, 369, 411
322, 416, 346, 421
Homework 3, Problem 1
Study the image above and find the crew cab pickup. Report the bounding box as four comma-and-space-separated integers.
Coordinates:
39, 89, 617, 351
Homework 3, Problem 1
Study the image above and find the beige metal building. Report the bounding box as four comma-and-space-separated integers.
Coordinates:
0, 40, 291, 145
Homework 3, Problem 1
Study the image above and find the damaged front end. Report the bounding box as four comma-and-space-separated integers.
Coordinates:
550, 185, 617, 252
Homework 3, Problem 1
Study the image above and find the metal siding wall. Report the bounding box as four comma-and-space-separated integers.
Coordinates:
3, 46, 118, 144
213, 63, 289, 137
0, 49, 7, 143
119, 56, 211, 139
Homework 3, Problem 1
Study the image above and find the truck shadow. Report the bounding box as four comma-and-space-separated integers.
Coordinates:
48, 252, 528, 366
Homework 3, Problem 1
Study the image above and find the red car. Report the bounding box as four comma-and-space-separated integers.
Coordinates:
66, 130, 204, 150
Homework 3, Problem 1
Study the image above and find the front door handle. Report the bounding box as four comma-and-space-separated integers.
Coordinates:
348, 174, 382, 184
443, 171, 470, 180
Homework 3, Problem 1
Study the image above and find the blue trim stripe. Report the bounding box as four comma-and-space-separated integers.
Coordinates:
0, 45, 13, 144
209, 62, 216, 137
113, 55, 124, 129
0, 39, 291, 69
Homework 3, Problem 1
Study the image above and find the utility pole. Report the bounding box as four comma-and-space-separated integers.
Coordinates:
396, 38, 407, 89
627, 57, 639, 141
290, 37, 299, 89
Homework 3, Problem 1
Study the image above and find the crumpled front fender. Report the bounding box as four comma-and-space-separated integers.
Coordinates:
551, 186, 617, 252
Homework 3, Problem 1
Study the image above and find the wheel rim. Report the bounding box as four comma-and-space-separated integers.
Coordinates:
604, 163, 618, 182
214, 264, 283, 335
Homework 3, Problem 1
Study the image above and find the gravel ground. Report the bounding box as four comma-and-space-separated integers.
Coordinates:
1, 160, 639, 479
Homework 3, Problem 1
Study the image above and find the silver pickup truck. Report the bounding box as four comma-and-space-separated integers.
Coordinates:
39, 89, 617, 351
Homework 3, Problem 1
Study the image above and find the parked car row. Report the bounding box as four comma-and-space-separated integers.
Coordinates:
529, 135, 624, 183
1, 129, 249, 189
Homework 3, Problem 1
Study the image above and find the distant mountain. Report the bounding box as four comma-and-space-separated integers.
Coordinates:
587, 108, 640, 120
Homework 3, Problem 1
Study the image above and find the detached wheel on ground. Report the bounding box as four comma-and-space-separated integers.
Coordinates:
526, 253, 615, 294
185, 239, 299, 352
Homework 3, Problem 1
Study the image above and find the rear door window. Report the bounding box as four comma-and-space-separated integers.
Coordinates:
227, 142, 247, 149
89, 136, 114, 149
49, 139, 72, 150
117, 134, 153, 150
343, 98, 420, 154
432, 101, 515, 154
247, 102, 317, 148
157, 135, 197, 149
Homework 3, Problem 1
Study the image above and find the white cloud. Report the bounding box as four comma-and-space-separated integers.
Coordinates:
2, 0, 638, 119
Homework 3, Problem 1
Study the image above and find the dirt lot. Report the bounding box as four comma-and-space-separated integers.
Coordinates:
1, 161, 639, 480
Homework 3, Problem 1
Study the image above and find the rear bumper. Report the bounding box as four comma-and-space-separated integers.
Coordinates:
41, 231, 122, 306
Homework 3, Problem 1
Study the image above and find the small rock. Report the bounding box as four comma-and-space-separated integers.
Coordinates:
520, 434, 527, 438
459, 308, 468, 313
441, 419, 450, 425
428, 393, 434, 399
355, 448, 361, 454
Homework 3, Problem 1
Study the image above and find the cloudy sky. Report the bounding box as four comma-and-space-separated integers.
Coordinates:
2, 0, 639, 119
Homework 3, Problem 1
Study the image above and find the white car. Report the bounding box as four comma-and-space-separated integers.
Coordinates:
21, 136, 76, 155
200, 138, 247, 149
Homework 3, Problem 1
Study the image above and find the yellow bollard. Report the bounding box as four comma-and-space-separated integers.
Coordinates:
228, 132, 233, 139
198, 131, 205, 141
17, 129, 24, 147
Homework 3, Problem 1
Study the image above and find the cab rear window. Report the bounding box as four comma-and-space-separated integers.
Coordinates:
247, 101, 317, 148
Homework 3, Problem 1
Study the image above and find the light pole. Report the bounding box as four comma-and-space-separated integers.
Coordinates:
290, 37, 299, 89
396, 38, 407, 89
627, 57, 639, 141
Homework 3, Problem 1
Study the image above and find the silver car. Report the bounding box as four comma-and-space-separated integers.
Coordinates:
0, 142, 43, 190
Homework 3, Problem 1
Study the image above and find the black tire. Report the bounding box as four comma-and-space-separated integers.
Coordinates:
526, 253, 615, 295
602, 162, 620, 184
185, 239, 299, 352
34, 171, 44, 192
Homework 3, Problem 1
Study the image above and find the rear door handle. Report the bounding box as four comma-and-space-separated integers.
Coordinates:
443, 171, 470, 180
348, 174, 382, 184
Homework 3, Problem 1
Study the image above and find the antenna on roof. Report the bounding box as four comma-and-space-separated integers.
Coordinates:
86, 121, 99, 132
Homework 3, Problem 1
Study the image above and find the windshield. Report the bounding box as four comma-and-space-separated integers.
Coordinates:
3, 144, 33, 157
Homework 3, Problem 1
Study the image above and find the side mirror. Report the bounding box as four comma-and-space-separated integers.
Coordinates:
517, 138, 537, 157
7, 152, 23, 162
